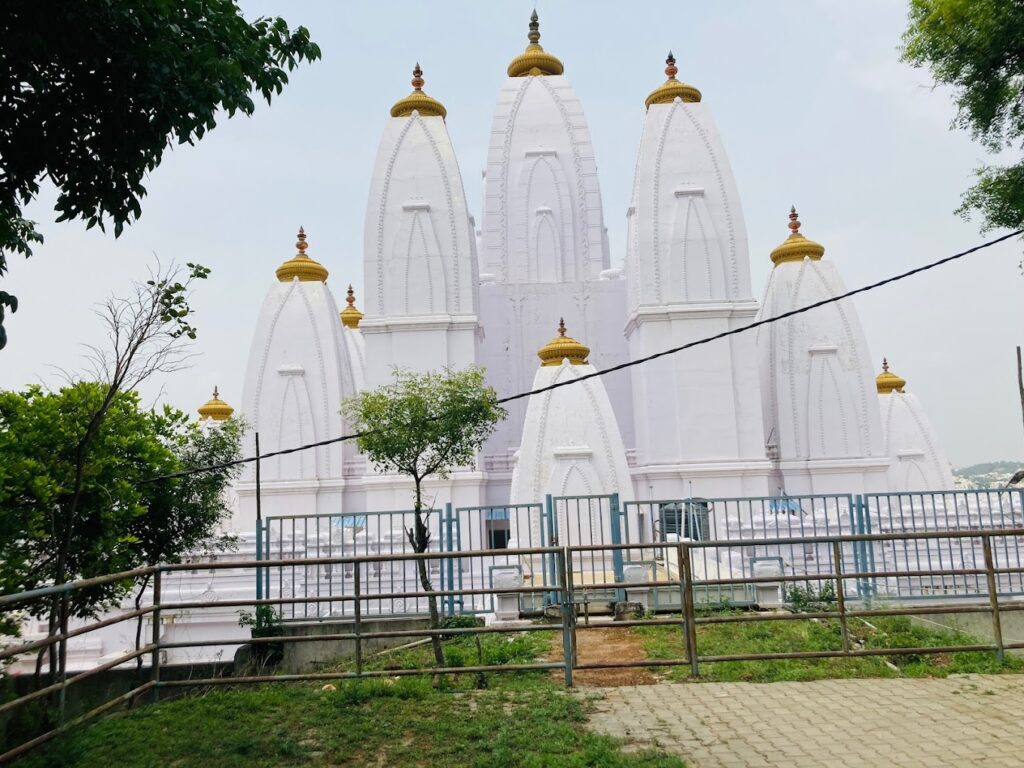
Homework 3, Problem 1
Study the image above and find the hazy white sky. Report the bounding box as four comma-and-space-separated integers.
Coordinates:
2, 0, 1022, 467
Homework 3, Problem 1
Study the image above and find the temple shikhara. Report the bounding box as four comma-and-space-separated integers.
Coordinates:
229, 12, 953, 533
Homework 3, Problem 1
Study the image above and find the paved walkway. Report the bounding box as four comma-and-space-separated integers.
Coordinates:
586, 675, 1024, 767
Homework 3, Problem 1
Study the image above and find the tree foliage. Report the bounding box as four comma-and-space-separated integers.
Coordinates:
0, 0, 320, 348
0, 384, 242, 623
902, 0, 1024, 232
344, 367, 507, 511
342, 367, 505, 667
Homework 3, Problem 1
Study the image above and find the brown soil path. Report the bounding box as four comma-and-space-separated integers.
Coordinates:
548, 625, 658, 686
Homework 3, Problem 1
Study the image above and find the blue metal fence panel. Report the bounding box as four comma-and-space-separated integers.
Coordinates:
863, 489, 1024, 598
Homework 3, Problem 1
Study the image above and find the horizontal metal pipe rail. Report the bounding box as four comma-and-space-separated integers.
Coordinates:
4, 531, 1024, 764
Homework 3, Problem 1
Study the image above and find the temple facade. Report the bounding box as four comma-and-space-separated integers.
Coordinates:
227, 11, 954, 529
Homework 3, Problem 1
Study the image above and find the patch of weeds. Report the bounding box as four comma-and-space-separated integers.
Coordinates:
785, 580, 836, 613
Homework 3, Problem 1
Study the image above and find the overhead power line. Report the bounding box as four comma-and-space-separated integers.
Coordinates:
143, 228, 1024, 483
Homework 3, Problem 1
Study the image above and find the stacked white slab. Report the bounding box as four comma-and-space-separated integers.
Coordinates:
756, 213, 890, 495
877, 362, 955, 490
477, 17, 633, 504
237, 236, 359, 530
624, 60, 771, 499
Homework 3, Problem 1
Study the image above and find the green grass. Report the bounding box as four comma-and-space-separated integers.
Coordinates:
635, 612, 1024, 682
17, 630, 683, 768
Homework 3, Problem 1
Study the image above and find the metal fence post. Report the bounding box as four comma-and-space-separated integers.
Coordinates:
565, 548, 578, 666
609, 493, 625, 603
444, 503, 455, 616
151, 568, 162, 704
831, 540, 851, 653
678, 541, 699, 677
57, 590, 69, 725
354, 561, 363, 676
982, 535, 1005, 663
545, 494, 558, 605
255, 518, 263, 604
558, 548, 573, 688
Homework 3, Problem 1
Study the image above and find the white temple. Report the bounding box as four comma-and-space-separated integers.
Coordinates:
13, 13, 963, 672
224, 14, 954, 525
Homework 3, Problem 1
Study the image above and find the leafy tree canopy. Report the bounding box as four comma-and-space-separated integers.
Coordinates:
0, 1, 320, 348
0, 382, 242, 622
343, 367, 507, 509
902, 0, 1024, 232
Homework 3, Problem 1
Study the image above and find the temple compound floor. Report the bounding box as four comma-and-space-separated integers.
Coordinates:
585, 675, 1024, 767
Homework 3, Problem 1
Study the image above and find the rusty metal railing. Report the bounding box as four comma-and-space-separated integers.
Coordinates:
4, 529, 1024, 763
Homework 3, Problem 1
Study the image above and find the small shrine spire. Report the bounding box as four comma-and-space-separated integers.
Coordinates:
340, 283, 364, 328
507, 9, 564, 77
645, 49, 701, 108
769, 205, 825, 266
198, 386, 234, 421
276, 226, 329, 282
876, 358, 907, 394
538, 317, 590, 367
391, 62, 447, 118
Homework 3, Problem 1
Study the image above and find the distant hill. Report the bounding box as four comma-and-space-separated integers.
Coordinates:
954, 461, 1024, 489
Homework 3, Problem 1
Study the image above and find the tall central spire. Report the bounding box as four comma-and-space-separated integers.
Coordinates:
507, 9, 564, 76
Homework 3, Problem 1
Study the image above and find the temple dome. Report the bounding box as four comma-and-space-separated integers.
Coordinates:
769, 207, 825, 265
340, 284, 364, 328
198, 387, 233, 421
876, 358, 907, 394
645, 52, 701, 108
390, 63, 447, 119
507, 10, 563, 77
276, 227, 329, 282
538, 318, 589, 366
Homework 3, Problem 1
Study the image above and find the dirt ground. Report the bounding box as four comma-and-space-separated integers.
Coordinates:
547, 625, 658, 686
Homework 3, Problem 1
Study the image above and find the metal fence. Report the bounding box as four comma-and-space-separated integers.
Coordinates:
257, 490, 1024, 622
5, 526, 1024, 764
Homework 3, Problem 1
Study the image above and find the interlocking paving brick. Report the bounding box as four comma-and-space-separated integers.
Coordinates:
584, 676, 1024, 768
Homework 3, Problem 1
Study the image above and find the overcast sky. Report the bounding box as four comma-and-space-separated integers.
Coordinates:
2, 0, 1022, 467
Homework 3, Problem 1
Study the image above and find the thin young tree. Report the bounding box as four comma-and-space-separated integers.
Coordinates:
43, 261, 209, 684
342, 367, 506, 667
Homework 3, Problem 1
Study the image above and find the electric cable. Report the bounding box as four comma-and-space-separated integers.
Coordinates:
142, 227, 1023, 483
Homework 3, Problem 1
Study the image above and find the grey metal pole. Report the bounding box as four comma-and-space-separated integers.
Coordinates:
354, 562, 363, 677
680, 541, 699, 677
832, 540, 851, 653
558, 548, 573, 688
982, 535, 1005, 663
151, 569, 162, 704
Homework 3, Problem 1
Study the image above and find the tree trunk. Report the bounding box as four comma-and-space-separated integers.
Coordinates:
1017, 346, 1023, 446
408, 478, 444, 668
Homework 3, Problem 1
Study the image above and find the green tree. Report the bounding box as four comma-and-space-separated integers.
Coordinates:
0, 0, 320, 349
902, 0, 1024, 234
342, 368, 506, 667
0, 386, 241, 670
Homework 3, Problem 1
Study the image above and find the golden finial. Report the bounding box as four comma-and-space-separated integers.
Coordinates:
528, 8, 541, 46
276, 226, 329, 282
198, 386, 234, 421
788, 206, 801, 235
645, 50, 701, 108
538, 317, 590, 367
769, 205, 825, 266
507, 9, 564, 77
665, 51, 678, 80
391, 62, 447, 119
876, 358, 907, 394
340, 283, 364, 328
